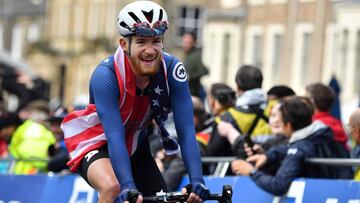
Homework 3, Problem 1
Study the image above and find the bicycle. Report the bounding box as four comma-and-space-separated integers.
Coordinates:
128, 185, 233, 203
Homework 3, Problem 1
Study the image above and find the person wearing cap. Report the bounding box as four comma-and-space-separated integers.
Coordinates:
61, 1, 209, 203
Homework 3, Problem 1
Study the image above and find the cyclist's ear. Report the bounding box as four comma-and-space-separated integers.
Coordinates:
119, 38, 128, 52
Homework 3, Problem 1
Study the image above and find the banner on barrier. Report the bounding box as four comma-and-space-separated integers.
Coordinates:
0, 175, 360, 203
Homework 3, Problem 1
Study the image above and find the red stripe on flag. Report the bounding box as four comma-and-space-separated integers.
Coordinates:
65, 123, 104, 152
67, 140, 107, 172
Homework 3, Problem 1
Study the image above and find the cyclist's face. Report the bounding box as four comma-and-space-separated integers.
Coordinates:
121, 35, 163, 76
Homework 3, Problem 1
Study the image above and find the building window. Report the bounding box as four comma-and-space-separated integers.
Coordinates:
0, 23, 3, 50
175, 6, 204, 45
301, 32, 312, 84
272, 34, 282, 82
73, 3, 85, 37
106, 1, 117, 37
331, 32, 339, 71
11, 24, 24, 60
355, 30, 360, 94
341, 29, 349, 81
252, 34, 262, 68
58, 3, 70, 37
222, 33, 231, 82
248, 0, 266, 6
88, 1, 100, 39
27, 23, 40, 43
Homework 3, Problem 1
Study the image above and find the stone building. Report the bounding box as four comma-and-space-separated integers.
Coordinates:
1, 0, 359, 107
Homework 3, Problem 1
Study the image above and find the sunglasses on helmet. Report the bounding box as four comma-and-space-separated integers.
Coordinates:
131, 21, 168, 36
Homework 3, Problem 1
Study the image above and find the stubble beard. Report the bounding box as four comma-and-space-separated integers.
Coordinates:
130, 54, 162, 76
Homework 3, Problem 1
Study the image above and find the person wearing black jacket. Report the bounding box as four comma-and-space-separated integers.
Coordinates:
230, 96, 353, 196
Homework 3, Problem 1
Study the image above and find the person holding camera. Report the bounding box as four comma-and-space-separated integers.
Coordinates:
216, 85, 296, 159
230, 96, 353, 196
207, 65, 271, 159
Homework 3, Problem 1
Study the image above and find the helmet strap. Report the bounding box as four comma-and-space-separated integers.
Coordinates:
126, 36, 132, 57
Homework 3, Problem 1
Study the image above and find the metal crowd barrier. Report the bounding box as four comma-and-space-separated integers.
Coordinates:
1, 157, 360, 176
0, 157, 49, 175
201, 157, 360, 177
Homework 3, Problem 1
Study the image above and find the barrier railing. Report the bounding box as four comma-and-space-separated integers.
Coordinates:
0, 157, 49, 174
201, 157, 360, 177
1, 156, 359, 176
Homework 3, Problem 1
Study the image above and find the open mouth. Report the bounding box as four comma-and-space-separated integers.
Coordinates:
141, 57, 156, 65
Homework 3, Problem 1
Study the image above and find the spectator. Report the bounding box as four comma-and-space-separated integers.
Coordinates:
217, 85, 296, 157
207, 65, 271, 159
349, 108, 360, 180
192, 96, 213, 175
266, 85, 296, 101
207, 83, 235, 117
206, 83, 236, 157
306, 83, 349, 150
8, 100, 56, 174
192, 96, 212, 156
1, 69, 50, 110
265, 85, 296, 116
0, 112, 22, 158
218, 102, 287, 159
182, 31, 209, 100
47, 106, 70, 173
230, 96, 351, 196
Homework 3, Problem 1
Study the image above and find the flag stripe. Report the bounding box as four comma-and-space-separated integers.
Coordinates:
65, 123, 104, 152
62, 111, 101, 138
67, 140, 107, 172
69, 133, 107, 159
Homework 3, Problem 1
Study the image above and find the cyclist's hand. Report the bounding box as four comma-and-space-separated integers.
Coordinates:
117, 189, 143, 203
181, 183, 210, 203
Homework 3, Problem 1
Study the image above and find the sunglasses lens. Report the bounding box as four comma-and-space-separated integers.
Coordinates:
133, 21, 168, 36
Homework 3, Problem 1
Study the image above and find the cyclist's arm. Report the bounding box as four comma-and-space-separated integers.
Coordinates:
167, 60, 204, 184
90, 65, 136, 191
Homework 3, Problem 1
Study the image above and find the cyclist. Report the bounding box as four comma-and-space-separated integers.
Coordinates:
61, 1, 209, 203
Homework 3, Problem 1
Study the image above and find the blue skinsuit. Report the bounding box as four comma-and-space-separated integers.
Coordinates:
89, 52, 204, 192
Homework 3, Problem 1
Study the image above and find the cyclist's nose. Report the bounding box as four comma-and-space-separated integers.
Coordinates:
143, 44, 158, 55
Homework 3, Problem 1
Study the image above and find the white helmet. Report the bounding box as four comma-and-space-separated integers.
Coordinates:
117, 1, 168, 37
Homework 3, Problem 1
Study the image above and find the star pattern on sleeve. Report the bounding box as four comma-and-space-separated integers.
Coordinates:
152, 99, 160, 107
154, 85, 163, 95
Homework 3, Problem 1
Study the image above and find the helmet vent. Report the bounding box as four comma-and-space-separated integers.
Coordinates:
128, 12, 142, 23
142, 10, 153, 23
159, 9, 163, 21
119, 21, 132, 31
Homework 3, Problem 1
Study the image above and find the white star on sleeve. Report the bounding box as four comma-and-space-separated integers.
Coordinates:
154, 86, 163, 95
152, 99, 160, 107
104, 58, 110, 63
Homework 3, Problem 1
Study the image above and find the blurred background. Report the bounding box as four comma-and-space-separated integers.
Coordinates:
0, 0, 359, 121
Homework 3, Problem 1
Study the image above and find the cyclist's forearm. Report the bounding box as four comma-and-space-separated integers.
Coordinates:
108, 140, 136, 190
